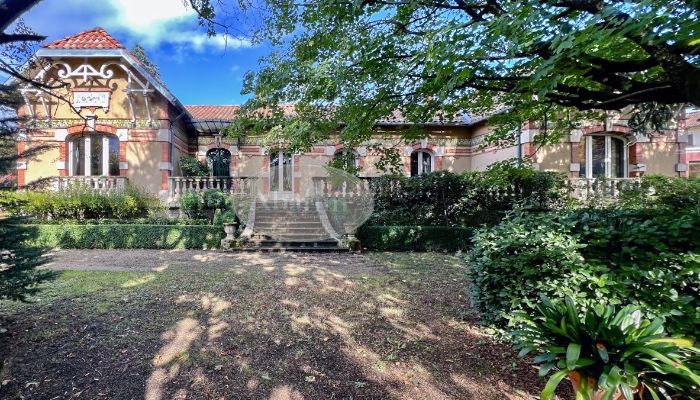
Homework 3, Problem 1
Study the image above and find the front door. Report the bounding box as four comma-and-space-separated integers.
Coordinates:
269, 150, 293, 199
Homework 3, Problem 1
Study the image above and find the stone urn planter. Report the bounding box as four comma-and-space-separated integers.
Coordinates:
223, 223, 237, 240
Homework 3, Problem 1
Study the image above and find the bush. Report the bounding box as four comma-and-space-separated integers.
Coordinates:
0, 184, 158, 221
179, 155, 209, 177
512, 297, 700, 400
0, 221, 55, 301
9, 223, 223, 249
617, 174, 700, 212
367, 169, 567, 227
466, 209, 700, 337
358, 225, 474, 252
179, 189, 232, 221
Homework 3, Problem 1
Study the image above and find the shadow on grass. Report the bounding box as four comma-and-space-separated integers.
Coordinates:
0, 253, 546, 399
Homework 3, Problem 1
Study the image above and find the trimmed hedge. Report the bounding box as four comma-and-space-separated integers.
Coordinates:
358, 225, 474, 252
6, 224, 223, 249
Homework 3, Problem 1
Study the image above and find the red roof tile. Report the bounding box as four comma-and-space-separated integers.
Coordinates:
186, 105, 241, 120
45, 27, 124, 49
687, 110, 700, 128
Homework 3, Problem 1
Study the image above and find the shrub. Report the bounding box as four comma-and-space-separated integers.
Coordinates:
179, 189, 232, 221
512, 297, 700, 400
358, 225, 474, 252
466, 209, 700, 337
179, 155, 209, 177
0, 184, 158, 221
11, 223, 222, 249
0, 221, 55, 301
617, 174, 700, 212
367, 169, 567, 227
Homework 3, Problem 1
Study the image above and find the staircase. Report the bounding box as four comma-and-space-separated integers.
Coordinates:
241, 200, 345, 252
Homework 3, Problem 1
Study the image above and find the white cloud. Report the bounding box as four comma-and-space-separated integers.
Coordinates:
100, 0, 252, 51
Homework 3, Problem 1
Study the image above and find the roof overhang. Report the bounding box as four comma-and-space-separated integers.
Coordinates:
188, 120, 231, 133
34, 48, 188, 116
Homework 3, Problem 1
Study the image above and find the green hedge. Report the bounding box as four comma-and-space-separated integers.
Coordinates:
358, 225, 474, 252
6, 224, 223, 249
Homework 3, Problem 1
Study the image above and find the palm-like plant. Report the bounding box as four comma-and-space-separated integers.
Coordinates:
511, 297, 700, 400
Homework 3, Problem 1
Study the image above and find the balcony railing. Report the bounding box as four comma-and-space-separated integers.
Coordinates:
568, 178, 641, 199
168, 176, 257, 203
52, 176, 127, 192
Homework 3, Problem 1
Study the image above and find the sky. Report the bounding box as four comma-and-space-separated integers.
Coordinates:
17, 0, 273, 105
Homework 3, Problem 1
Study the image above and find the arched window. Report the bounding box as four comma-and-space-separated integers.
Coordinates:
410, 150, 432, 176
68, 134, 119, 176
333, 150, 359, 171
579, 134, 627, 178
206, 148, 231, 177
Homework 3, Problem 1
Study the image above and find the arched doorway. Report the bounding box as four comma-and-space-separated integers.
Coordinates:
206, 148, 231, 177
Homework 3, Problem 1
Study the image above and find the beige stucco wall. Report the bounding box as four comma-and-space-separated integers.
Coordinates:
238, 154, 265, 178
440, 155, 470, 173
24, 143, 59, 185
125, 142, 162, 193
536, 142, 572, 173
470, 146, 518, 171
643, 139, 679, 177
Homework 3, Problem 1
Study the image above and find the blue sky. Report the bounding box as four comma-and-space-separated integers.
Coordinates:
19, 0, 271, 105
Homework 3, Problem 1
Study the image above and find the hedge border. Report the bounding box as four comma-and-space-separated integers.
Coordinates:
358, 225, 474, 252
5, 224, 223, 249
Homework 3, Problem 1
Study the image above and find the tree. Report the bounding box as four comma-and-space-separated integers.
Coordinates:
188, 0, 700, 150
0, 0, 54, 302
130, 44, 161, 82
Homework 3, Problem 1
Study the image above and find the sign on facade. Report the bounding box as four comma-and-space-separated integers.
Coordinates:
72, 91, 110, 110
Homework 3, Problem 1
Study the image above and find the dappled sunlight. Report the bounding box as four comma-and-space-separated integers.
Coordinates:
153, 318, 201, 367
282, 264, 309, 276
269, 385, 305, 400
121, 274, 156, 288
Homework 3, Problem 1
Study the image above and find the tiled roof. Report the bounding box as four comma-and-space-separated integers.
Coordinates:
687, 110, 700, 128
45, 27, 124, 49
186, 105, 241, 120
185, 104, 472, 125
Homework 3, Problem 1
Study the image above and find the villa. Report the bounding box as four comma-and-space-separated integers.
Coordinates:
13, 28, 697, 202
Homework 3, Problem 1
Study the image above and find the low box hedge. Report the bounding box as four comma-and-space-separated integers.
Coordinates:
6, 224, 223, 249
358, 225, 474, 252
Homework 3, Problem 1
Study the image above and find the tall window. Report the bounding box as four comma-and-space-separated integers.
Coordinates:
333, 150, 358, 171
270, 150, 292, 192
410, 150, 432, 176
579, 135, 627, 179
206, 148, 231, 177
69, 134, 119, 176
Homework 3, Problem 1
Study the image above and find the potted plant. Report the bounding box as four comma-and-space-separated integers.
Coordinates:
511, 297, 700, 400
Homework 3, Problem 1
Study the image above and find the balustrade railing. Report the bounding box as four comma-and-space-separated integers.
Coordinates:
168, 176, 257, 203
52, 176, 127, 192
567, 178, 641, 199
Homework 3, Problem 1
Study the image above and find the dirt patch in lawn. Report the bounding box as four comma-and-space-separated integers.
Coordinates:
0, 251, 565, 399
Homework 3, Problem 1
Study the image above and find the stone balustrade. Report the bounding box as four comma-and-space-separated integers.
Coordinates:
168, 176, 257, 203
52, 176, 127, 192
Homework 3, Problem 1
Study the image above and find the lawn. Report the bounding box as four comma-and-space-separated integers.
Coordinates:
0, 251, 551, 399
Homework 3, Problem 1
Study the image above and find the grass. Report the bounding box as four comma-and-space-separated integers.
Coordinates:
0, 252, 553, 399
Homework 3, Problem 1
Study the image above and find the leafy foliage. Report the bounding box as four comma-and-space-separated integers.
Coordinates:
179, 155, 209, 177
130, 44, 161, 81
192, 0, 698, 146
179, 189, 233, 221
466, 209, 700, 337
368, 169, 567, 226
8, 223, 222, 249
357, 225, 474, 252
512, 297, 700, 400
0, 221, 54, 301
0, 184, 159, 221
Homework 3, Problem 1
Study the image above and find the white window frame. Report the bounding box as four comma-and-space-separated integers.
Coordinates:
583, 134, 628, 179
412, 150, 434, 176
269, 150, 294, 193
67, 135, 114, 177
